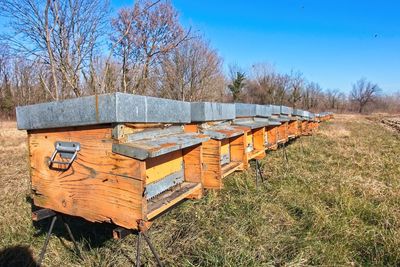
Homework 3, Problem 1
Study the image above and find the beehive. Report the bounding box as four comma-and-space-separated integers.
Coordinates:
280, 106, 298, 139
300, 110, 313, 135
16, 93, 208, 230
234, 103, 272, 167
292, 109, 304, 137
270, 105, 290, 144
309, 113, 319, 131
186, 102, 246, 189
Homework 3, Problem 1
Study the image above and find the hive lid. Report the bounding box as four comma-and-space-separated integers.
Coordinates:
112, 132, 209, 160
233, 118, 270, 129
202, 124, 245, 140
270, 116, 290, 122
270, 105, 281, 115
190, 102, 235, 122
235, 103, 272, 118
16, 93, 191, 130
292, 109, 303, 116
303, 111, 310, 118
254, 117, 281, 126
280, 106, 293, 115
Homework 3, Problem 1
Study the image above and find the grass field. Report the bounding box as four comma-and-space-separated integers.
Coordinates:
1, 115, 400, 266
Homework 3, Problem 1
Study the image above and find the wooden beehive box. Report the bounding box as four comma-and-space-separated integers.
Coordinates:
292, 109, 304, 137
16, 93, 209, 230
270, 105, 290, 144
257, 117, 281, 150
300, 111, 312, 136
185, 102, 246, 189
234, 103, 273, 166
280, 106, 298, 139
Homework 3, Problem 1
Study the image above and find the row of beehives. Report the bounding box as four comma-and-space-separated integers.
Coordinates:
16, 93, 333, 231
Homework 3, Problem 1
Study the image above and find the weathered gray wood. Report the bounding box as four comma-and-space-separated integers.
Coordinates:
202, 124, 245, 140
233, 118, 270, 129
112, 132, 209, 160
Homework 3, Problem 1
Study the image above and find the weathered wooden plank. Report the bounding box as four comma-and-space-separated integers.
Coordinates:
202, 139, 222, 189
147, 182, 201, 219
29, 125, 146, 229
182, 144, 203, 185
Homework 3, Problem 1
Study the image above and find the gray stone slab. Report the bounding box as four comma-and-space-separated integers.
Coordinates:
235, 103, 272, 118
190, 102, 235, 122
16, 93, 191, 130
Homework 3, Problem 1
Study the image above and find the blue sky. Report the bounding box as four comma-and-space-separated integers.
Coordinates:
112, 0, 400, 94
1, 1, 397, 94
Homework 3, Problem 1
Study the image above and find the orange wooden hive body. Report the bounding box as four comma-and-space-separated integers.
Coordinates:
17, 93, 208, 230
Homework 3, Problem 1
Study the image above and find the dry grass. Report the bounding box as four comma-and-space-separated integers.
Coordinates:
1, 115, 400, 266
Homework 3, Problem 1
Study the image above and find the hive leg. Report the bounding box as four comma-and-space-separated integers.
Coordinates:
59, 215, 82, 259
34, 209, 82, 266
38, 215, 57, 266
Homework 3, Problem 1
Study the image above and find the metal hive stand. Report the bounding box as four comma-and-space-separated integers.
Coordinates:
253, 159, 265, 187
33, 209, 82, 267
113, 220, 163, 267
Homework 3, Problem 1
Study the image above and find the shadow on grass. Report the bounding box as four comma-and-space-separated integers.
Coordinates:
0, 245, 38, 267
31, 203, 117, 250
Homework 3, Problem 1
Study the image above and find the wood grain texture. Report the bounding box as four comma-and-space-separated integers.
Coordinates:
29, 125, 146, 229
266, 126, 278, 148
201, 139, 222, 189
277, 122, 288, 143
230, 135, 245, 162
182, 144, 203, 184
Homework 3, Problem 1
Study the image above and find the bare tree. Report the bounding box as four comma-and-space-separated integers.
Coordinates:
350, 78, 380, 113
287, 71, 304, 108
157, 38, 224, 101
111, 0, 191, 95
302, 82, 322, 110
245, 64, 290, 105
0, 0, 109, 99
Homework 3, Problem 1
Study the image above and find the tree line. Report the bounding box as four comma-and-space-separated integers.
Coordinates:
0, 0, 398, 119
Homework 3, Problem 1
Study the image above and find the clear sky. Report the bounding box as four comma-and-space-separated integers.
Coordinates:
112, 0, 400, 94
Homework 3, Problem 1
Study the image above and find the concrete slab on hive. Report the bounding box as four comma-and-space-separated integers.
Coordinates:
16, 93, 191, 130
190, 102, 235, 122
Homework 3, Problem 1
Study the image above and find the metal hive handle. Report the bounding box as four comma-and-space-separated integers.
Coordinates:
48, 141, 80, 168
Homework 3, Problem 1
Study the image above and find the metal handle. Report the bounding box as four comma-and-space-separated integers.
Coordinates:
48, 141, 80, 168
